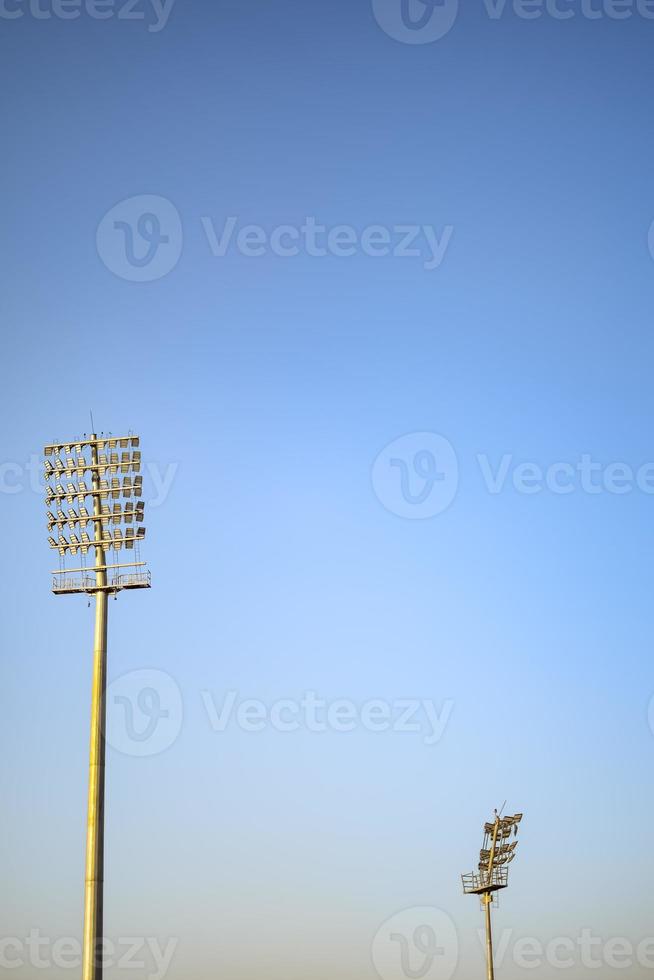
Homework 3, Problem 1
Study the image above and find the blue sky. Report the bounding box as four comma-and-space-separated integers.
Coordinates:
2, 2, 654, 979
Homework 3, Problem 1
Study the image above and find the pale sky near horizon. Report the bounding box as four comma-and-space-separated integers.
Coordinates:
3, 2, 654, 979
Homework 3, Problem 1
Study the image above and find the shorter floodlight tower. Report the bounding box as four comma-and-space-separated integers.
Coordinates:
462, 810, 523, 980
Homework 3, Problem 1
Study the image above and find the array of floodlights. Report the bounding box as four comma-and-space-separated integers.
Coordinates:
44, 434, 150, 594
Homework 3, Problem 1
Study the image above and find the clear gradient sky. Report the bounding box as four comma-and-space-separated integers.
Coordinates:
3, 2, 654, 979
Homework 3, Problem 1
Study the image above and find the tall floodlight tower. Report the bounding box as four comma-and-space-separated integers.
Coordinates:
44, 433, 151, 980
462, 810, 523, 980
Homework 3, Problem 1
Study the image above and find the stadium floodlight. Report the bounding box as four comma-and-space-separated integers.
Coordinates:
43, 431, 152, 980
462, 809, 523, 980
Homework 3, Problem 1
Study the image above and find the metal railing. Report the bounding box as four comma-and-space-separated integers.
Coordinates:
462, 867, 508, 894
52, 571, 151, 594
113, 571, 151, 589
52, 575, 96, 593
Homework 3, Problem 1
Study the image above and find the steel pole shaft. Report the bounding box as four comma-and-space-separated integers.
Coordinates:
484, 896, 495, 980
82, 437, 108, 980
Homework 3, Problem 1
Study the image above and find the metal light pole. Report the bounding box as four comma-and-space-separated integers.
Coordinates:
483, 893, 494, 980
44, 432, 151, 980
462, 810, 523, 980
